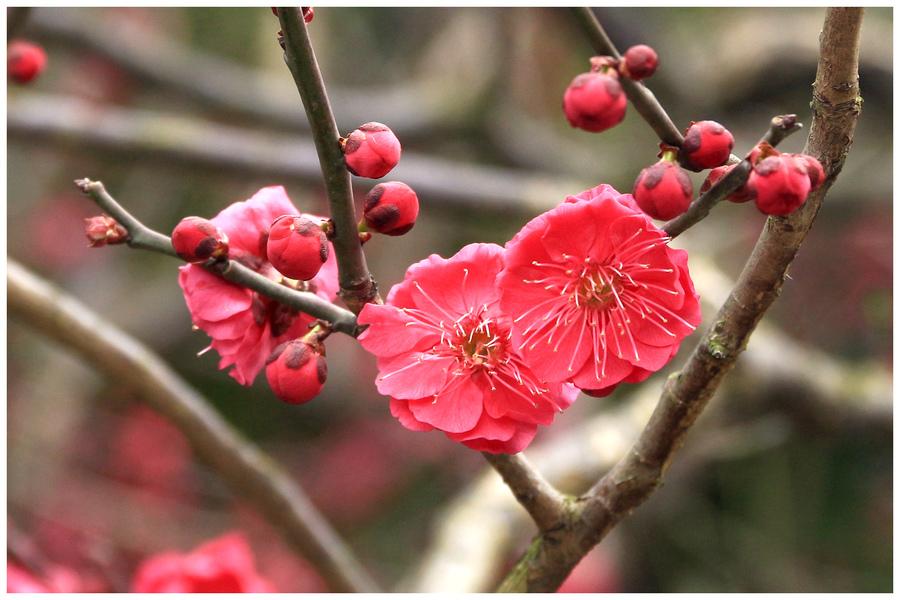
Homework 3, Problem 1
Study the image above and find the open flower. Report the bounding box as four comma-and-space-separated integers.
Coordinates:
132, 532, 274, 593
178, 186, 338, 385
358, 243, 578, 454
498, 185, 701, 396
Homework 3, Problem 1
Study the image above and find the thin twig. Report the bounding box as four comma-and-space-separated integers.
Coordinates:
277, 7, 379, 314
663, 113, 803, 238
74, 178, 359, 336
494, 8, 863, 591
481, 453, 568, 532
8, 259, 380, 593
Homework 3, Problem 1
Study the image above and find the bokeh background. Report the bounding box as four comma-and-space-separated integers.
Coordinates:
6, 6, 892, 593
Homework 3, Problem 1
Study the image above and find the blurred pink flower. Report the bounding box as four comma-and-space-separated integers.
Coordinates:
557, 547, 620, 593
178, 186, 338, 385
131, 532, 274, 593
7, 561, 96, 593
358, 243, 578, 454
498, 185, 701, 396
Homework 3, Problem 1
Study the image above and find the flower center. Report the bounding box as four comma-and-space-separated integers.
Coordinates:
574, 264, 623, 309
451, 314, 507, 369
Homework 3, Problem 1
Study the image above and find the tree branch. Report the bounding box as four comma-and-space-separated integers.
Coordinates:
481, 453, 569, 533
74, 178, 359, 336
663, 113, 803, 238
495, 7, 863, 591
7, 259, 380, 593
276, 7, 378, 314
8, 93, 592, 215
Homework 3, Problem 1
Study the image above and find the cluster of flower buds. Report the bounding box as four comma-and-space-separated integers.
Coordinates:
562, 45, 658, 134
701, 142, 824, 216
631, 120, 736, 221
265, 331, 328, 404
338, 121, 420, 239
8, 40, 46, 84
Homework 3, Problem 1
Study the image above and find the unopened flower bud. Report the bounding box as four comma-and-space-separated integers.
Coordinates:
620, 44, 658, 80
363, 181, 419, 236
678, 120, 734, 172
633, 156, 693, 220
84, 215, 128, 247
788, 153, 825, 191
265, 339, 326, 404
8, 40, 47, 84
171, 216, 229, 263
266, 215, 328, 280
341, 122, 401, 179
562, 68, 626, 133
749, 155, 811, 216
701, 165, 754, 203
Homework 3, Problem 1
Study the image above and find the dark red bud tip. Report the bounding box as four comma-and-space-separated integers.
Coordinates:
342, 121, 401, 179
85, 215, 128, 247
633, 160, 693, 220
171, 216, 229, 263
620, 44, 658, 81
562, 70, 626, 133
265, 339, 326, 404
302, 7, 314, 23
363, 181, 419, 236
8, 40, 47, 85
749, 155, 811, 216
266, 214, 328, 280
678, 120, 734, 172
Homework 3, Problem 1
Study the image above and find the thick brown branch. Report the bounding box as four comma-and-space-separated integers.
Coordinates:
481, 453, 569, 532
7, 259, 380, 593
663, 113, 803, 238
74, 178, 359, 336
496, 7, 863, 592
276, 8, 378, 314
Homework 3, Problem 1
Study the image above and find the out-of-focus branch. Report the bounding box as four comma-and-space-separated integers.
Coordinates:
74, 178, 359, 336
277, 7, 378, 314
494, 8, 863, 591
7, 7, 32, 40
7, 259, 379, 593
27, 8, 457, 137
663, 114, 803, 239
7, 93, 591, 213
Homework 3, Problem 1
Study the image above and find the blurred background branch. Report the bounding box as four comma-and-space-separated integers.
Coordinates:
7, 259, 379, 593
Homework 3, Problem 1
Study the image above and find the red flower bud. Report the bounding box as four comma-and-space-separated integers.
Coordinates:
171, 216, 229, 263
363, 181, 419, 236
341, 122, 401, 179
84, 215, 128, 247
678, 120, 734, 172
747, 141, 779, 165
620, 44, 658, 80
633, 160, 693, 220
562, 70, 626, 133
265, 339, 326, 404
788, 153, 825, 190
749, 155, 811, 216
700, 164, 754, 203
8, 40, 47, 84
266, 215, 328, 280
